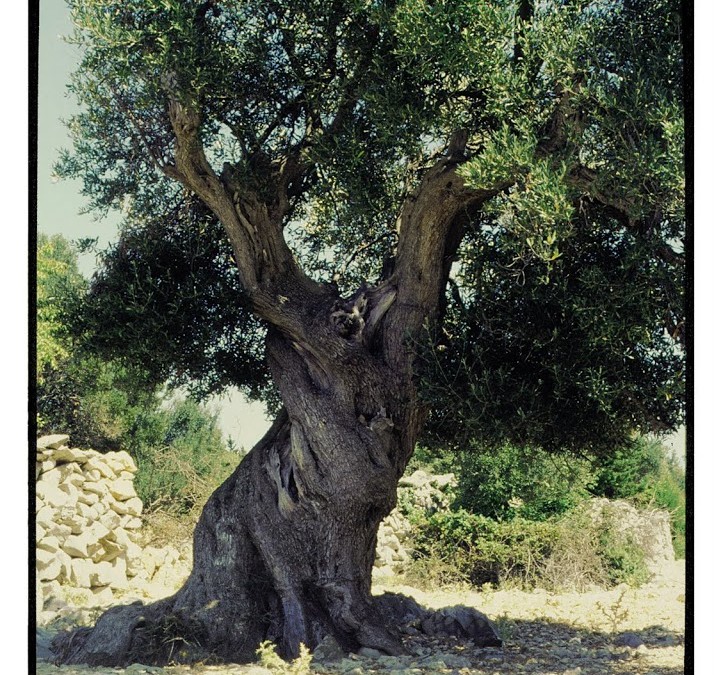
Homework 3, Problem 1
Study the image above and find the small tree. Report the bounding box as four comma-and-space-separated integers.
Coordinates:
50, 0, 685, 665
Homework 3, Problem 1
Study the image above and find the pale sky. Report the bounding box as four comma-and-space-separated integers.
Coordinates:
37, 0, 271, 450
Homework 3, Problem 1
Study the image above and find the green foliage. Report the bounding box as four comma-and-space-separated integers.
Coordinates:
36, 232, 236, 515
408, 502, 654, 591
591, 437, 664, 499
420, 213, 684, 455
453, 443, 592, 521
57, 0, 685, 457
37, 355, 156, 451
68, 207, 274, 403
128, 398, 238, 514
409, 509, 559, 588
643, 458, 686, 559
590, 436, 686, 558
256, 641, 312, 675
36, 233, 87, 381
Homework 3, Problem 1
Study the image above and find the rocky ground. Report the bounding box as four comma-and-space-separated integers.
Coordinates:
35, 560, 686, 675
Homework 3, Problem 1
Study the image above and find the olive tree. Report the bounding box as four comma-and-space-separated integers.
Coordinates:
51, 0, 684, 665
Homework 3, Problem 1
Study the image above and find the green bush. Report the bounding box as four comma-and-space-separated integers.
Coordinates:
408, 509, 559, 588
591, 437, 686, 559
408, 502, 655, 591
454, 443, 593, 521
551, 503, 652, 589
645, 460, 686, 559
127, 399, 240, 515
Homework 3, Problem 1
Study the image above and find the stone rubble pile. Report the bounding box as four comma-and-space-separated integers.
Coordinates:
398, 470, 456, 513
585, 497, 675, 573
35, 434, 190, 625
374, 510, 412, 576
373, 471, 457, 577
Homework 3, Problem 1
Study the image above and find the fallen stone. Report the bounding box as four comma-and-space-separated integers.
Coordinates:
51, 446, 89, 464
615, 632, 645, 648
76, 490, 99, 506
62, 534, 90, 558
83, 469, 102, 482
85, 456, 117, 480
121, 515, 143, 529
37, 535, 61, 553
106, 450, 138, 474
44, 522, 72, 540
111, 496, 143, 516
312, 635, 346, 663
91, 585, 115, 605
420, 605, 502, 648
36, 482, 73, 508
83, 481, 109, 497
110, 479, 137, 501
70, 558, 95, 588
36, 548, 62, 581
36, 505, 56, 528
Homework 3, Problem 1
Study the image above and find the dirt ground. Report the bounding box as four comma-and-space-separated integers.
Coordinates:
35, 559, 686, 675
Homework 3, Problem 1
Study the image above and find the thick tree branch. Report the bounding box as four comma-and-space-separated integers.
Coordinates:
166, 98, 325, 338
382, 155, 506, 372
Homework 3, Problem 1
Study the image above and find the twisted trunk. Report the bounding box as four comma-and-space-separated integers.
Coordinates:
52, 113, 500, 665
52, 285, 428, 665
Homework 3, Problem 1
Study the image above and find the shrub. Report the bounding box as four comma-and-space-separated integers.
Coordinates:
408, 501, 655, 591
541, 504, 651, 591
128, 399, 240, 515
408, 510, 559, 588
453, 443, 593, 522
591, 437, 686, 559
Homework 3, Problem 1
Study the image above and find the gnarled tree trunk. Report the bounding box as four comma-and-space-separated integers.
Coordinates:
52, 284, 424, 665
51, 105, 498, 666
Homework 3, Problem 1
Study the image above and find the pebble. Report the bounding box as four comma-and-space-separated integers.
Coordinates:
614, 632, 644, 648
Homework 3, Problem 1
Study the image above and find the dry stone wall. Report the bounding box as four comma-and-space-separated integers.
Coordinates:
35, 435, 455, 612
35, 435, 190, 625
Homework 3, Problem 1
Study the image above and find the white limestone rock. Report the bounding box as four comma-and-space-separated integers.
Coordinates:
99, 509, 122, 531
36, 505, 56, 528
37, 535, 61, 554
91, 586, 114, 605
83, 481, 109, 497
109, 479, 137, 501
70, 558, 95, 588
51, 446, 90, 464
106, 450, 138, 474
85, 456, 117, 480
35, 482, 72, 509
37, 434, 70, 450
76, 490, 99, 506
111, 496, 143, 516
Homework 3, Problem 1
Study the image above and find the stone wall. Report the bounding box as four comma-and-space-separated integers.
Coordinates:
35, 435, 458, 612
373, 470, 457, 577
35, 435, 190, 625
36, 434, 676, 624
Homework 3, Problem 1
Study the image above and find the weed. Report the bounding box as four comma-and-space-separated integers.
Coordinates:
256, 640, 313, 675
493, 613, 517, 642
595, 588, 631, 633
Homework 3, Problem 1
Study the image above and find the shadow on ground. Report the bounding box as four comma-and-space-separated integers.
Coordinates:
440, 617, 685, 675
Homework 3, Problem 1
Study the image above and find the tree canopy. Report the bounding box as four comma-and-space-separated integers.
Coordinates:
59, 0, 685, 455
